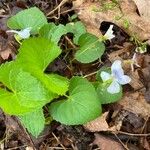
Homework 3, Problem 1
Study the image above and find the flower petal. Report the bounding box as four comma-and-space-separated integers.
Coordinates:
107, 80, 120, 94
111, 60, 124, 78
117, 75, 131, 85
7, 27, 31, 39
18, 28, 31, 39
104, 25, 115, 40
100, 71, 111, 81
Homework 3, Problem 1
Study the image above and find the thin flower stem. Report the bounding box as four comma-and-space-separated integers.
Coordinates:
83, 71, 98, 78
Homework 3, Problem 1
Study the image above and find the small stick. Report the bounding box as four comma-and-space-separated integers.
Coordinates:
52, 132, 66, 150
65, 36, 77, 49
83, 71, 98, 78
47, 0, 69, 16
111, 130, 150, 137
113, 133, 129, 150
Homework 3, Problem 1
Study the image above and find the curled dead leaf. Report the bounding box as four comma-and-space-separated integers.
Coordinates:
73, 0, 150, 41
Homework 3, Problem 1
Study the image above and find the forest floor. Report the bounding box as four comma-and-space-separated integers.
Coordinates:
0, 0, 150, 150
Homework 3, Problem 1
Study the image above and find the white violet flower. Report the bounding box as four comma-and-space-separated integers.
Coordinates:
100, 60, 131, 94
7, 27, 31, 39
103, 25, 115, 40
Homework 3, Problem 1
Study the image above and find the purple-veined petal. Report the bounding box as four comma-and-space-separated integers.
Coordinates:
116, 75, 131, 85
107, 80, 120, 94
100, 71, 111, 82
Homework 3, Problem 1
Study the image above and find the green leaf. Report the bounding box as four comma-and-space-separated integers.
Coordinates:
0, 62, 53, 115
45, 74, 69, 95
39, 23, 68, 43
0, 88, 32, 115
75, 33, 105, 63
17, 37, 61, 71
65, 21, 86, 44
7, 7, 47, 34
39, 21, 86, 44
49, 76, 101, 125
96, 82, 122, 104
16, 37, 69, 95
19, 108, 45, 137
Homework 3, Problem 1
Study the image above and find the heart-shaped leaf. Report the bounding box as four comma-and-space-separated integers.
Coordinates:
16, 37, 69, 95
75, 33, 105, 63
19, 108, 45, 137
0, 62, 52, 115
65, 21, 86, 44
40, 21, 86, 44
0, 88, 32, 115
49, 76, 102, 125
96, 67, 122, 104
7, 7, 47, 34
39, 23, 68, 43
96, 82, 122, 104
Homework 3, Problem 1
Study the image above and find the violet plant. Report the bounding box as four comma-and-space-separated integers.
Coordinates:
0, 7, 131, 137
100, 60, 131, 94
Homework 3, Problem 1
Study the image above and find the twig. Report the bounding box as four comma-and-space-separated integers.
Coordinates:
141, 116, 149, 134
47, 147, 70, 150
13, 117, 36, 150
112, 130, 150, 137
113, 133, 129, 150
46, 0, 69, 16
6, 145, 27, 150
0, 15, 8, 18
47, 8, 74, 19
65, 36, 77, 49
52, 132, 66, 150
83, 71, 98, 78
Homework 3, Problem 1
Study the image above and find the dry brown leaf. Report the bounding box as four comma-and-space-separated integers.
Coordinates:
108, 43, 133, 63
84, 112, 122, 132
133, 0, 150, 19
94, 134, 124, 150
0, 49, 12, 60
73, 0, 150, 41
140, 137, 150, 150
139, 55, 150, 102
118, 92, 150, 119
130, 70, 144, 90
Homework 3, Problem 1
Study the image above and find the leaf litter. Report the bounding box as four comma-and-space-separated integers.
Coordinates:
0, 0, 150, 149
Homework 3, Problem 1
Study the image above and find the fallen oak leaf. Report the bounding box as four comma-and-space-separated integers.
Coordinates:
133, 0, 150, 19
94, 133, 124, 150
118, 92, 150, 120
73, 0, 150, 41
84, 112, 122, 132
